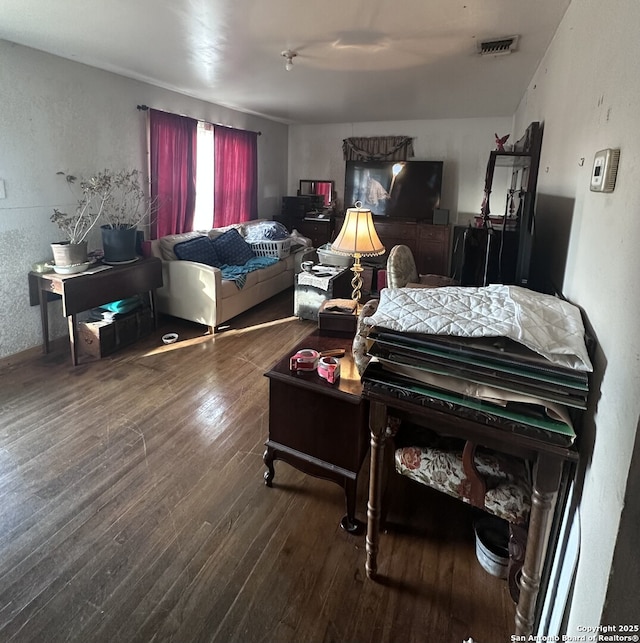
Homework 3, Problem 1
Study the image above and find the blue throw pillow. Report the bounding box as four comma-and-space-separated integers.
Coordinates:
174, 236, 221, 267
211, 228, 256, 265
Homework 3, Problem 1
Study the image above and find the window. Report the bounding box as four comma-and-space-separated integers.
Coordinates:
193, 122, 214, 231
150, 110, 257, 236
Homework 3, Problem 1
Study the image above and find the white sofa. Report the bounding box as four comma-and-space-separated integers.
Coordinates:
150, 220, 312, 332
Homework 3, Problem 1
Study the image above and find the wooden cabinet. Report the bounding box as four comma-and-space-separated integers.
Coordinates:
416, 224, 450, 275
263, 332, 369, 532
297, 217, 333, 248
334, 216, 451, 276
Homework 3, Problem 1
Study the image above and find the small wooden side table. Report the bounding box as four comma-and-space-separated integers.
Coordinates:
294, 267, 352, 322
263, 332, 369, 532
28, 257, 163, 366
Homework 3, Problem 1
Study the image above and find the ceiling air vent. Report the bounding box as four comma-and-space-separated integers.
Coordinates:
478, 36, 519, 56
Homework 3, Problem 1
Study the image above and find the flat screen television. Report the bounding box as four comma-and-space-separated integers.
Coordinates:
343, 160, 443, 220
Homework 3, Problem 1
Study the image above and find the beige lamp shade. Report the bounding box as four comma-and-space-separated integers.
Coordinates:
331, 204, 385, 257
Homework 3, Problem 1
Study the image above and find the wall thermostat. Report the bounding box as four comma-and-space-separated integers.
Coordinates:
590, 148, 620, 192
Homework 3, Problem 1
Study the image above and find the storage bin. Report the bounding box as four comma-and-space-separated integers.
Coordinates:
250, 238, 291, 259
317, 243, 353, 267
474, 517, 510, 579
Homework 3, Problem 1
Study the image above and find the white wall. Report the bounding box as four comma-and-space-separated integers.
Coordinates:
0, 40, 288, 359
288, 117, 513, 225
514, 0, 640, 630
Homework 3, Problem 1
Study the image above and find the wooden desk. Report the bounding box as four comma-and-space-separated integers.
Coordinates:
28, 257, 163, 366
263, 332, 369, 532
362, 379, 578, 637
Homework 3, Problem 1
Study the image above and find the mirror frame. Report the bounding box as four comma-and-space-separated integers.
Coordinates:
299, 179, 334, 207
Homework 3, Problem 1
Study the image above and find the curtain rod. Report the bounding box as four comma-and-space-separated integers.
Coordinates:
136, 104, 262, 136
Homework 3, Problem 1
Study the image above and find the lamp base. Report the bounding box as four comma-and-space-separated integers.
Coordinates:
350, 255, 364, 303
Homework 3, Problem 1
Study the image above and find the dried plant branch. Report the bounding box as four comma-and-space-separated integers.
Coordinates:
50, 169, 158, 244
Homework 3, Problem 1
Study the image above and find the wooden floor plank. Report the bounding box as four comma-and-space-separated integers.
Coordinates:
0, 289, 515, 642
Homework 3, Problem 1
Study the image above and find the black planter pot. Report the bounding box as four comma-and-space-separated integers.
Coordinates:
101, 225, 138, 263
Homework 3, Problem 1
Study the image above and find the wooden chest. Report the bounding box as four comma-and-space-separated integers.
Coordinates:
78, 307, 154, 358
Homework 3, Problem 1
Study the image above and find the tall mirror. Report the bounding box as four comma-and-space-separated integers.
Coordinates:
299, 179, 334, 207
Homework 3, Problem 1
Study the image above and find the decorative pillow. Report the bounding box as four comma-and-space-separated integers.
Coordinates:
211, 228, 256, 265
158, 231, 207, 261
174, 236, 221, 267
209, 223, 244, 241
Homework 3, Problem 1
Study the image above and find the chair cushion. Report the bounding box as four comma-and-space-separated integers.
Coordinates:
211, 228, 256, 265
395, 445, 531, 524
174, 236, 221, 267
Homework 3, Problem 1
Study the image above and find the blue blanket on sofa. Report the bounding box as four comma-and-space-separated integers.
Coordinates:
220, 256, 279, 289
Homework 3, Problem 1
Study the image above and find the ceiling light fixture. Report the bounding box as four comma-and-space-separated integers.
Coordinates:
281, 50, 297, 71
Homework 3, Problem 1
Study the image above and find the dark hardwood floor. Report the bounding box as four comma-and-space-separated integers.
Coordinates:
0, 289, 514, 642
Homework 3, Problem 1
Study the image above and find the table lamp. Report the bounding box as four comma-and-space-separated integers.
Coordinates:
331, 201, 385, 304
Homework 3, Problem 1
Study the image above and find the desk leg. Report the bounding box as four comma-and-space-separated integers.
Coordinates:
150, 289, 158, 329
515, 455, 563, 636
365, 400, 390, 579
38, 287, 50, 354
67, 314, 79, 367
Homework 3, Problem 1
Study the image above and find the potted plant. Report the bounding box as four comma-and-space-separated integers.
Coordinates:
50, 171, 112, 268
98, 169, 156, 264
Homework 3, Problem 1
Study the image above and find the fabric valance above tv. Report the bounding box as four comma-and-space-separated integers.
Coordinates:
342, 136, 414, 161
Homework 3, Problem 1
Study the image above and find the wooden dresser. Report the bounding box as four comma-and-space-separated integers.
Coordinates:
334, 216, 451, 276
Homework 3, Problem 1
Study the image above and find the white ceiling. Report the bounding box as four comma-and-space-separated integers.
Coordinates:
0, 0, 571, 125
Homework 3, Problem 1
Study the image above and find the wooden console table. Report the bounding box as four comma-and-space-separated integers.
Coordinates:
263, 332, 369, 532
28, 257, 163, 366
362, 381, 578, 637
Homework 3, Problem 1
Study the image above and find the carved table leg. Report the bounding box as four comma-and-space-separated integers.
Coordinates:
263, 447, 275, 487
365, 400, 391, 579
508, 523, 528, 604
515, 455, 563, 636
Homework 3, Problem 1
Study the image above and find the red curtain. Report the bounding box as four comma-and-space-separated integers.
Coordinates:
150, 109, 198, 238
213, 125, 258, 227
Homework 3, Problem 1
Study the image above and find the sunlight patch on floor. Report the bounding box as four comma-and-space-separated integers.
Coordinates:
140, 315, 302, 358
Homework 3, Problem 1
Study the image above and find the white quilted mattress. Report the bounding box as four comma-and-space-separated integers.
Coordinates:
364, 285, 593, 372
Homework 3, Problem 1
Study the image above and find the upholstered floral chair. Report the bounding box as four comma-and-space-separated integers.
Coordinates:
394, 431, 530, 600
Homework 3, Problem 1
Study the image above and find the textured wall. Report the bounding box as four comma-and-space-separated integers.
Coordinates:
0, 40, 288, 359
513, 0, 640, 631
